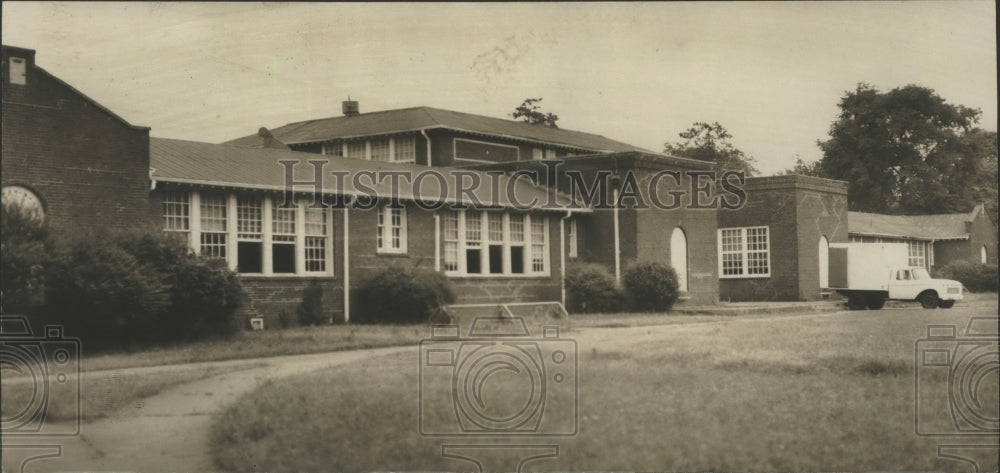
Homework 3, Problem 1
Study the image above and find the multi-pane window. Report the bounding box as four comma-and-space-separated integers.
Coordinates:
567, 218, 578, 258
272, 204, 297, 273
376, 204, 407, 253
237, 196, 264, 273
370, 138, 390, 162
394, 136, 416, 163
303, 201, 328, 273
163, 191, 190, 240
346, 141, 366, 159
199, 193, 228, 259
443, 211, 460, 271
443, 209, 547, 276
718, 226, 770, 278
162, 190, 332, 276
908, 241, 926, 268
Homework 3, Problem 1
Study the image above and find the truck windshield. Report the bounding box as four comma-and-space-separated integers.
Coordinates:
912, 268, 931, 280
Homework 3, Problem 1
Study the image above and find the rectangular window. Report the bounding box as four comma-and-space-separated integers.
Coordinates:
304, 203, 328, 273
440, 210, 547, 277
443, 211, 460, 271
718, 226, 770, 278
9, 57, 26, 85
163, 191, 190, 239
377, 204, 407, 254
908, 241, 926, 268
370, 138, 390, 162
237, 196, 263, 273
199, 193, 227, 259
272, 204, 296, 273
346, 141, 366, 159
394, 136, 416, 163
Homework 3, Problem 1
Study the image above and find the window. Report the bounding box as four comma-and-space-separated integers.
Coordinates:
567, 218, 578, 258
162, 191, 333, 276
272, 203, 296, 273
163, 191, 190, 240
908, 241, 926, 268
443, 209, 547, 276
377, 204, 407, 253
9, 57, 26, 85
346, 141, 366, 159
718, 226, 770, 278
370, 138, 390, 162
200, 193, 228, 259
982, 245, 988, 264
304, 202, 328, 272
237, 196, 264, 273
393, 136, 416, 163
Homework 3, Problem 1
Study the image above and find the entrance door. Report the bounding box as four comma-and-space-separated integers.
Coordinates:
818, 236, 829, 288
671, 227, 688, 293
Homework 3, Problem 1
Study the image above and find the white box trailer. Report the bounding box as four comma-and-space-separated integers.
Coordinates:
828, 242, 963, 310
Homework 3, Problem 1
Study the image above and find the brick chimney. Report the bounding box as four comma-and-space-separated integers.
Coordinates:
342, 99, 359, 117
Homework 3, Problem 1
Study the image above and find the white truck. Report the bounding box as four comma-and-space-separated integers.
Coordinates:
828, 243, 963, 310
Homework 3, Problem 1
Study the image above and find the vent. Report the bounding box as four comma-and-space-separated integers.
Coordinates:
342, 100, 359, 117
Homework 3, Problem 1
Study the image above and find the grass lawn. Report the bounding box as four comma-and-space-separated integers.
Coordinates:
1, 362, 261, 422
210, 308, 999, 472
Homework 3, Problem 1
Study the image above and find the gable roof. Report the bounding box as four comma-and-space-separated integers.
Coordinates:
150, 137, 587, 212
223, 106, 652, 153
847, 206, 982, 241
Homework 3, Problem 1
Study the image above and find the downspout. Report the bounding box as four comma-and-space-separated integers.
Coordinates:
560, 210, 572, 308
343, 197, 353, 323
420, 129, 432, 167
434, 214, 441, 271
612, 184, 621, 284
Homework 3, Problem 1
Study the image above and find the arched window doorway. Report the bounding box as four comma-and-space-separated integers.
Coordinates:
671, 227, 688, 293
819, 236, 830, 288
982, 245, 988, 264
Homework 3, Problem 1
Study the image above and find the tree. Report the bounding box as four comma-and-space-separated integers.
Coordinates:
512, 98, 559, 127
663, 122, 759, 176
780, 154, 823, 177
816, 83, 985, 214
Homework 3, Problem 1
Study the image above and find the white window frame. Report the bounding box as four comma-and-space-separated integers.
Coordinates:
717, 226, 771, 278
162, 189, 333, 276
376, 203, 408, 254
567, 218, 578, 258
908, 241, 927, 268
441, 209, 549, 277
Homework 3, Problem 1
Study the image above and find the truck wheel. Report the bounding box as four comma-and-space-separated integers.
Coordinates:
866, 295, 886, 310
848, 293, 867, 310
937, 300, 955, 309
918, 291, 939, 309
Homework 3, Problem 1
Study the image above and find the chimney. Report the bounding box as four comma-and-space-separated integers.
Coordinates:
342, 98, 359, 117
257, 127, 289, 150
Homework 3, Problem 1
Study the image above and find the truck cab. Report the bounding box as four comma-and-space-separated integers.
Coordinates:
886, 267, 964, 309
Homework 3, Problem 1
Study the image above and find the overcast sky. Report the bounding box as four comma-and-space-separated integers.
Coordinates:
3, 2, 996, 174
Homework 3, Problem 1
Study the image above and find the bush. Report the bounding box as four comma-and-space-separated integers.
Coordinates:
44, 229, 243, 349
937, 260, 999, 293
623, 261, 680, 312
565, 263, 623, 313
356, 265, 456, 324
297, 281, 327, 326
1, 203, 52, 313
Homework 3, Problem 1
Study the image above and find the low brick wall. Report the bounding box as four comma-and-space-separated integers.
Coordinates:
238, 277, 343, 329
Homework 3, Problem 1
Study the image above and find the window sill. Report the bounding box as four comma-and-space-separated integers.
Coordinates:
719, 275, 771, 280
238, 273, 335, 280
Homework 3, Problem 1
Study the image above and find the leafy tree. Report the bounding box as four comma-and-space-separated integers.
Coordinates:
663, 122, 759, 176
816, 83, 985, 214
512, 97, 559, 127
779, 155, 823, 177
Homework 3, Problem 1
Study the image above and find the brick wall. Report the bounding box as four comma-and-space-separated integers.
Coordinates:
2, 47, 151, 241
239, 277, 343, 328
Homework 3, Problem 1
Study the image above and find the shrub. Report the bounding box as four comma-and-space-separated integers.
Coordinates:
356, 265, 456, 324
1, 203, 52, 313
622, 261, 680, 312
44, 229, 243, 349
297, 280, 327, 326
565, 262, 623, 313
937, 260, 999, 293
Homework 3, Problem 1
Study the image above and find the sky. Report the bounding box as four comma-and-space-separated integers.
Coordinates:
3, 2, 996, 175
